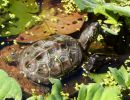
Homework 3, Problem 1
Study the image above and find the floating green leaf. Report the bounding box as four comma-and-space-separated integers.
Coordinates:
74, 0, 130, 35
85, 83, 103, 100
109, 66, 130, 88
75, 0, 130, 21
126, 73, 130, 87
46, 78, 68, 100
0, 0, 39, 37
77, 84, 87, 100
27, 95, 44, 100
100, 86, 121, 100
109, 66, 126, 87
0, 69, 22, 100
77, 83, 121, 100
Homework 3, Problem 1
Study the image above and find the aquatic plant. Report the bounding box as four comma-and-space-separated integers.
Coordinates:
109, 66, 130, 89
61, 0, 80, 14
74, 0, 130, 35
2, 66, 130, 100
0, 0, 39, 37
0, 69, 22, 100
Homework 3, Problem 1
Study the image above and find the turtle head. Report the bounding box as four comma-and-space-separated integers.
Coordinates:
78, 22, 100, 50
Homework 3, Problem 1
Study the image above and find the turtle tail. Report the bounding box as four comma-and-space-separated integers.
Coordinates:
78, 22, 100, 50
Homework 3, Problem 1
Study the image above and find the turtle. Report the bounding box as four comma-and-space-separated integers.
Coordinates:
17, 22, 100, 84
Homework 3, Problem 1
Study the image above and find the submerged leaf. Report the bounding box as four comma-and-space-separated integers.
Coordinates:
7, 0, 85, 43
14, 11, 85, 43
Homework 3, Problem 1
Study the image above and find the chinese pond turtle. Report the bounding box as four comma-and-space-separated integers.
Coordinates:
18, 22, 100, 84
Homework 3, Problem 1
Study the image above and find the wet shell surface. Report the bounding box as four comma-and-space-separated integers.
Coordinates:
18, 35, 82, 84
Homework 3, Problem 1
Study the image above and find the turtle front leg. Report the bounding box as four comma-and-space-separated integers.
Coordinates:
86, 53, 122, 72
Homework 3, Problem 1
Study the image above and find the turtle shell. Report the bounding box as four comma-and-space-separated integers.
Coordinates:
18, 34, 82, 84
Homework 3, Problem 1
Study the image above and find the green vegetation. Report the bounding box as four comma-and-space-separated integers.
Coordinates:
0, 0, 39, 37
77, 83, 121, 100
74, 0, 130, 35
1, 0, 130, 100
0, 69, 22, 100
1, 67, 130, 100
26, 95, 44, 100
109, 66, 130, 88
46, 78, 69, 100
